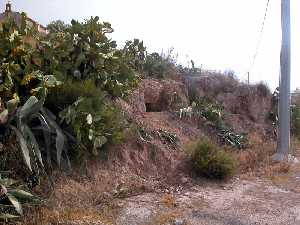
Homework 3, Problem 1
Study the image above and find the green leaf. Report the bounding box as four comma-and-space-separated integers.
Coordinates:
19, 96, 38, 120
24, 125, 44, 169
42, 108, 68, 168
10, 126, 32, 172
0, 109, 8, 124
93, 136, 107, 155
7, 99, 18, 114
0, 178, 16, 187
0, 213, 19, 219
9, 189, 41, 204
44, 75, 62, 87
7, 193, 22, 215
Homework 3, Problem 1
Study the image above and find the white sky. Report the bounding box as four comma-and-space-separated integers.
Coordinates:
2, 0, 300, 91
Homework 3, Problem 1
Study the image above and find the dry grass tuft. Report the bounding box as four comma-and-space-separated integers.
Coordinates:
236, 133, 275, 174
160, 194, 177, 208
151, 210, 182, 225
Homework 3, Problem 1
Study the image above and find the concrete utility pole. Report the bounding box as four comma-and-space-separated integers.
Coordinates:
247, 72, 250, 85
272, 0, 291, 161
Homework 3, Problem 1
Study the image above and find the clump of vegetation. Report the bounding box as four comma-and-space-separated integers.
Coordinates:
0, 12, 141, 191
0, 174, 42, 221
157, 129, 178, 145
59, 96, 126, 157
192, 97, 247, 149
41, 16, 138, 98
189, 139, 237, 179
255, 82, 271, 97
122, 39, 146, 73
192, 97, 223, 125
144, 48, 177, 79
291, 104, 300, 139
0, 15, 70, 178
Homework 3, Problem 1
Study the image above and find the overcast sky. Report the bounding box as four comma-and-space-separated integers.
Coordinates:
2, 0, 299, 91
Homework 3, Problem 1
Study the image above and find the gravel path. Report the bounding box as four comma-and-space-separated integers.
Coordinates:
115, 177, 300, 225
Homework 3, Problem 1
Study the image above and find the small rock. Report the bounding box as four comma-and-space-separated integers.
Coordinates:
112, 189, 118, 196
102, 192, 112, 199
287, 154, 299, 164
174, 219, 184, 225
180, 177, 188, 184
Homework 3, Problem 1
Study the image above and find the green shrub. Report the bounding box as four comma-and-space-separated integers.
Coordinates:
291, 104, 300, 139
193, 97, 223, 125
41, 16, 138, 98
255, 82, 271, 97
122, 39, 146, 73
189, 139, 237, 179
59, 95, 126, 158
45, 79, 105, 113
144, 50, 177, 79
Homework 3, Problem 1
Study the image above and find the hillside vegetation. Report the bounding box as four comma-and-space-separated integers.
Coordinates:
0, 13, 299, 223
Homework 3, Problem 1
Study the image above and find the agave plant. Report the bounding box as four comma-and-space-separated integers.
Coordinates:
0, 174, 42, 220
217, 125, 247, 150
0, 71, 70, 178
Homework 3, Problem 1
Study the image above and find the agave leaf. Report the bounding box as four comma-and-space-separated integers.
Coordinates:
9, 189, 42, 204
41, 108, 69, 168
0, 204, 14, 209
55, 130, 65, 166
0, 178, 16, 187
18, 96, 42, 121
0, 213, 19, 219
6, 193, 22, 215
42, 107, 56, 121
0, 109, 8, 124
6, 99, 18, 114
36, 113, 52, 168
24, 125, 44, 169
10, 126, 32, 172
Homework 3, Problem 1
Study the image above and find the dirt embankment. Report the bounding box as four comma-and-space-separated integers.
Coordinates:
110, 76, 275, 180
23, 75, 280, 225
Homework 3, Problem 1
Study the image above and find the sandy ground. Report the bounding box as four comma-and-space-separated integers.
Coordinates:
115, 176, 300, 225
51, 172, 300, 225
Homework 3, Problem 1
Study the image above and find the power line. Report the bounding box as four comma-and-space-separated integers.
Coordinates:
248, 0, 271, 73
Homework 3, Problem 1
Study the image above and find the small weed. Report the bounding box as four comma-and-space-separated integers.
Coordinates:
160, 194, 177, 208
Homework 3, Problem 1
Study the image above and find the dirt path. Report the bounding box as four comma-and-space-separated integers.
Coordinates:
26, 166, 300, 225
115, 177, 300, 225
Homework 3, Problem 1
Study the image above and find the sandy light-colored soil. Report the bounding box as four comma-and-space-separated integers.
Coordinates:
24, 166, 300, 225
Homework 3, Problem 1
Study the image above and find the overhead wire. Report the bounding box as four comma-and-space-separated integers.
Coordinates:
248, 0, 271, 75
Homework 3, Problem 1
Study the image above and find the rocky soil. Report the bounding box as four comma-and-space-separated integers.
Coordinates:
30, 166, 300, 225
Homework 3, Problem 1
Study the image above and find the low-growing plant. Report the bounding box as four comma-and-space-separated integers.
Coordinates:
193, 97, 223, 125
157, 129, 178, 146
45, 79, 105, 113
189, 138, 237, 179
0, 174, 42, 221
192, 97, 247, 149
291, 104, 300, 139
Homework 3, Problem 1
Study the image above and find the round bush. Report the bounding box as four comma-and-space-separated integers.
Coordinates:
190, 139, 237, 179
